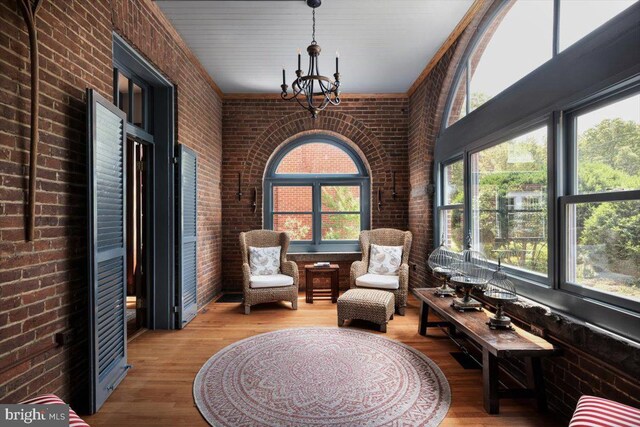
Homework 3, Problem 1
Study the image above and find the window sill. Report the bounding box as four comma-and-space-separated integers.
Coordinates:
287, 252, 362, 262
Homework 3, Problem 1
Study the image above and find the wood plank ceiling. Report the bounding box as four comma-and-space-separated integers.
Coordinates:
156, 0, 474, 94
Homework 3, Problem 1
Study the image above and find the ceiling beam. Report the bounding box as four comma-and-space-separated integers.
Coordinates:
406, 0, 484, 97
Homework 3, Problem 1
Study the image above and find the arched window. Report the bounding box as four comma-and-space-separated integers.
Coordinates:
264, 135, 370, 252
434, 0, 639, 341
445, 0, 636, 128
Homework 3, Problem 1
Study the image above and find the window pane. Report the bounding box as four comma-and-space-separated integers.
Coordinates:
566, 200, 640, 302
321, 186, 360, 212
276, 143, 359, 174
560, 0, 636, 51
471, 127, 548, 275
133, 82, 144, 128
576, 93, 640, 194
443, 160, 464, 205
273, 186, 312, 212
117, 73, 130, 120
440, 209, 464, 252
447, 69, 467, 127
469, 0, 553, 112
321, 214, 360, 240
273, 214, 312, 240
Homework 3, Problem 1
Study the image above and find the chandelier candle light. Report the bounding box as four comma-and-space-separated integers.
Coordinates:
280, 0, 341, 118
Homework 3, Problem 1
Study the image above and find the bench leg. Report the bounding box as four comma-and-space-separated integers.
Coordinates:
526, 357, 547, 412
482, 348, 499, 414
419, 301, 429, 336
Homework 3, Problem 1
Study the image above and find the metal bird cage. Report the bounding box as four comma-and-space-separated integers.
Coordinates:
451, 235, 491, 311
484, 259, 517, 330
427, 240, 460, 297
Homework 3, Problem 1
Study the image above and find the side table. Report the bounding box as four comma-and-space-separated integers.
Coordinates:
304, 264, 340, 303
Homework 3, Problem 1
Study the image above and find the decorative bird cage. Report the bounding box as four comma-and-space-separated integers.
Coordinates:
427, 240, 459, 297
451, 235, 491, 311
484, 259, 518, 330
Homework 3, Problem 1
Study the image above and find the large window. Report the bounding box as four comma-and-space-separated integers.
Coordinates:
562, 91, 640, 307
265, 136, 370, 252
435, 0, 639, 341
445, 0, 636, 128
471, 127, 548, 276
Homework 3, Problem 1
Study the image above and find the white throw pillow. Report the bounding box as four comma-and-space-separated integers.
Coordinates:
249, 246, 281, 276
368, 244, 403, 275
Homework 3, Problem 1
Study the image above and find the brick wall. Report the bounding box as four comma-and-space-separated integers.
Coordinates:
0, 0, 222, 407
222, 96, 409, 291
407, 2, 640, 422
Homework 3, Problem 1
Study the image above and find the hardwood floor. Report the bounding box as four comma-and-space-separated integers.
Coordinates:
84, 293, 562, 426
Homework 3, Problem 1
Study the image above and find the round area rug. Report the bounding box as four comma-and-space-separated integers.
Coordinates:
193, 327, 450, 427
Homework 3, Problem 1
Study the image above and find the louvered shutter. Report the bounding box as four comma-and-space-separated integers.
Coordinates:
176, 145, 198, 327
87, 89, 129, 413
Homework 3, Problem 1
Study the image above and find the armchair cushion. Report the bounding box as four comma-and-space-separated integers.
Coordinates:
356, 273, 400, 290
249, 246, 281, 275
250, 274, 294, 289
368, 244, 403, 275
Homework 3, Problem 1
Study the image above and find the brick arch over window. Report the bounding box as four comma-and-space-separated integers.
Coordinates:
242, 111, 389, 194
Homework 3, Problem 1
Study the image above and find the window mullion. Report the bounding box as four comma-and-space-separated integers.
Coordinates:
313, 182, 321, 246
552, 0, 560, 57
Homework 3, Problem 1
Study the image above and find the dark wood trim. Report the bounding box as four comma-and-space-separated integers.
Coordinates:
406, 0, 484, 97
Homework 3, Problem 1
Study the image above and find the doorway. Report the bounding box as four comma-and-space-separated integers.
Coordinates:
126, 137, 150, 337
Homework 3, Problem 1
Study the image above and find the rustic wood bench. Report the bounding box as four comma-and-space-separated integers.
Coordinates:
414, 288, 556, 414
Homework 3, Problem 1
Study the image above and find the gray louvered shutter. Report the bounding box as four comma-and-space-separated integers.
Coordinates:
176, 145, 198, 328
87, 89, 129, 413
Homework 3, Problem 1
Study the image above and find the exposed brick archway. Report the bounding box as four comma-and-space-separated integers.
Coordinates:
243, 110, 388, 188
222, 97, 409, 291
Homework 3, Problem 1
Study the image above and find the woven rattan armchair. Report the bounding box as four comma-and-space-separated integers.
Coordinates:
239, 230, 299, 314
350, 228, 412, 315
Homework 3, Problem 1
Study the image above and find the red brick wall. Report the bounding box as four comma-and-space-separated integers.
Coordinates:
222, 97, 409, 291
408, 2, 640, 422
0, 0, 222, 407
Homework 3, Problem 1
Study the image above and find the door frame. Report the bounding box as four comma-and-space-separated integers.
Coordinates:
113, 33, 177, 329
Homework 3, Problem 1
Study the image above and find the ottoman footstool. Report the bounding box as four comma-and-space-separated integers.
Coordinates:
337, 289, 395, 332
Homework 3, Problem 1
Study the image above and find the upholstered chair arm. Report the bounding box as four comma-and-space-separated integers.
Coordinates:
281, 260, 299, 286
242, 263, 252, 292
350, 261, 367, 288
398, 263, 410, 291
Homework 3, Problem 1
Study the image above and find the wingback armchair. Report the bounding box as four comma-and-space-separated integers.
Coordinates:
239, 230, 299, 314
350, 229, 412, 315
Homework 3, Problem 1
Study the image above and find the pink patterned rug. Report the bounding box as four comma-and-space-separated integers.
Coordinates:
193, 328, 451, 426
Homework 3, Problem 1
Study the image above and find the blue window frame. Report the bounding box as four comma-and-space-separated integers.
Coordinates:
264, 135, 370, 252
434, 2, 640, 342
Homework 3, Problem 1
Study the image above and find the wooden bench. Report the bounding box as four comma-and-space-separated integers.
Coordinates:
414, 288, 556, 414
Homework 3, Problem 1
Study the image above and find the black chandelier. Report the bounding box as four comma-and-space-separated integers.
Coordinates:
280, 0, 340, 118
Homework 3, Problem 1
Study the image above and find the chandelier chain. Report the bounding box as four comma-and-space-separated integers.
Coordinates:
312, 8, 316, 43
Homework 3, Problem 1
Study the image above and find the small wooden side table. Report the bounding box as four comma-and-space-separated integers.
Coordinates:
304, 264, 340, 303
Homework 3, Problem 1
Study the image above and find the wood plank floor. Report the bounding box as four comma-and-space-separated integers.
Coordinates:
84, 293, 562, 426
